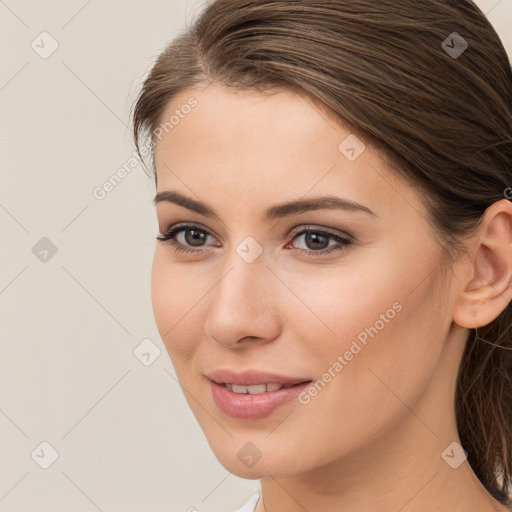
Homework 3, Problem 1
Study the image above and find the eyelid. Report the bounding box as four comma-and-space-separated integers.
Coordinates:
288, 224, 353, 240
157, 222, 354, 258
159, 222, 353, 244
159, 221, 220, 241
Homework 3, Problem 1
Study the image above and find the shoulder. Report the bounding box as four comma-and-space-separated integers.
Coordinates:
233, 488, 261, 512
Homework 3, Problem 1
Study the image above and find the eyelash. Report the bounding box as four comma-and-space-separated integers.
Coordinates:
156, 223, 353, 257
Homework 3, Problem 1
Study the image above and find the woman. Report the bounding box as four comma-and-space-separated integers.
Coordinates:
131, 1, 512, 510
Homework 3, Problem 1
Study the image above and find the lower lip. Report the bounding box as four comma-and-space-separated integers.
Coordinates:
209, 379, 312, 420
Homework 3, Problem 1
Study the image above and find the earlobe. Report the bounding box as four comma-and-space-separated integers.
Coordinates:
452, 199, 512, 329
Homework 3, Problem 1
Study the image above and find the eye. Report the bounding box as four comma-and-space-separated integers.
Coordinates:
156, 223, 219, 254
156, 223, 353, 257
286, 227, 352, 256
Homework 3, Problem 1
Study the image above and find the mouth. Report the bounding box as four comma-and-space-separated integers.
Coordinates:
218, 381, 311, 394
205, 368, 312, 390
208, 379, 313, 420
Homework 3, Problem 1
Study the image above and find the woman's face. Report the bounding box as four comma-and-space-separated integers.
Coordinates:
151, 83, 462, 478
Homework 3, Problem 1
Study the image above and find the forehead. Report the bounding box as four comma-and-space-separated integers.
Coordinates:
154, 83, 337, 156
154, 83, 357, 180
152, 83, 426, 223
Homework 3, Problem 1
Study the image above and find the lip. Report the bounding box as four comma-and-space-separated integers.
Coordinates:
205, 369, 311, 386
208, 380, 312, 420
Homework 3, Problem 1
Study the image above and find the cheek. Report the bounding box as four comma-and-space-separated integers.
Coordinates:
285, 246, 447, 413
285, 238, 443, 352
276, 254, 412, 354
260, 270, 446, 473
151, 249, 203, 363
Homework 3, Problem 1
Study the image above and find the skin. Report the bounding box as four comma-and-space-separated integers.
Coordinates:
151, 82, 512, 512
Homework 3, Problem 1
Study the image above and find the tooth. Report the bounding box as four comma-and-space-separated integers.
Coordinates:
227, 383, 287, 394
232, 384, 248, 394
247, 384, 267, 394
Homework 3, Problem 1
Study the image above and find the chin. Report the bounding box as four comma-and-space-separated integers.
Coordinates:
207, 436, 312, 479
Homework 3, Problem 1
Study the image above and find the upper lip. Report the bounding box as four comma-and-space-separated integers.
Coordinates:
205, 369, 312, 386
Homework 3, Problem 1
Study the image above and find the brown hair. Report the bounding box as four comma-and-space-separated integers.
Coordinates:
132, 0, 512, 505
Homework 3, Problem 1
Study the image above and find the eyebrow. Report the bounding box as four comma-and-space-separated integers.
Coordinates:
154, 190, 377, 220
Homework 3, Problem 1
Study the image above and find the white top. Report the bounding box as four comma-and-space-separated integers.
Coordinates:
233, 487, 261, 512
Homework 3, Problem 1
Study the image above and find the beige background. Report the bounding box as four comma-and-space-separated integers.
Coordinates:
1, 1, 511, 511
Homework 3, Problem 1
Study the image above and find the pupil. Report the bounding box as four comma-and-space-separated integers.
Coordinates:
306, 232, 328, 250
185, 229, 206, 247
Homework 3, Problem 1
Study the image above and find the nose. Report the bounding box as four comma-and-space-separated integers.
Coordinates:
204, 252, 281, 349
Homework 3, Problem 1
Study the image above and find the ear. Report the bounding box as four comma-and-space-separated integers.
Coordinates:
452, 199, 512, 329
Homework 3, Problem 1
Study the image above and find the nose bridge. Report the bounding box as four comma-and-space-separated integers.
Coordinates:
216, 233, 271, 308
205, 245, 280, 346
